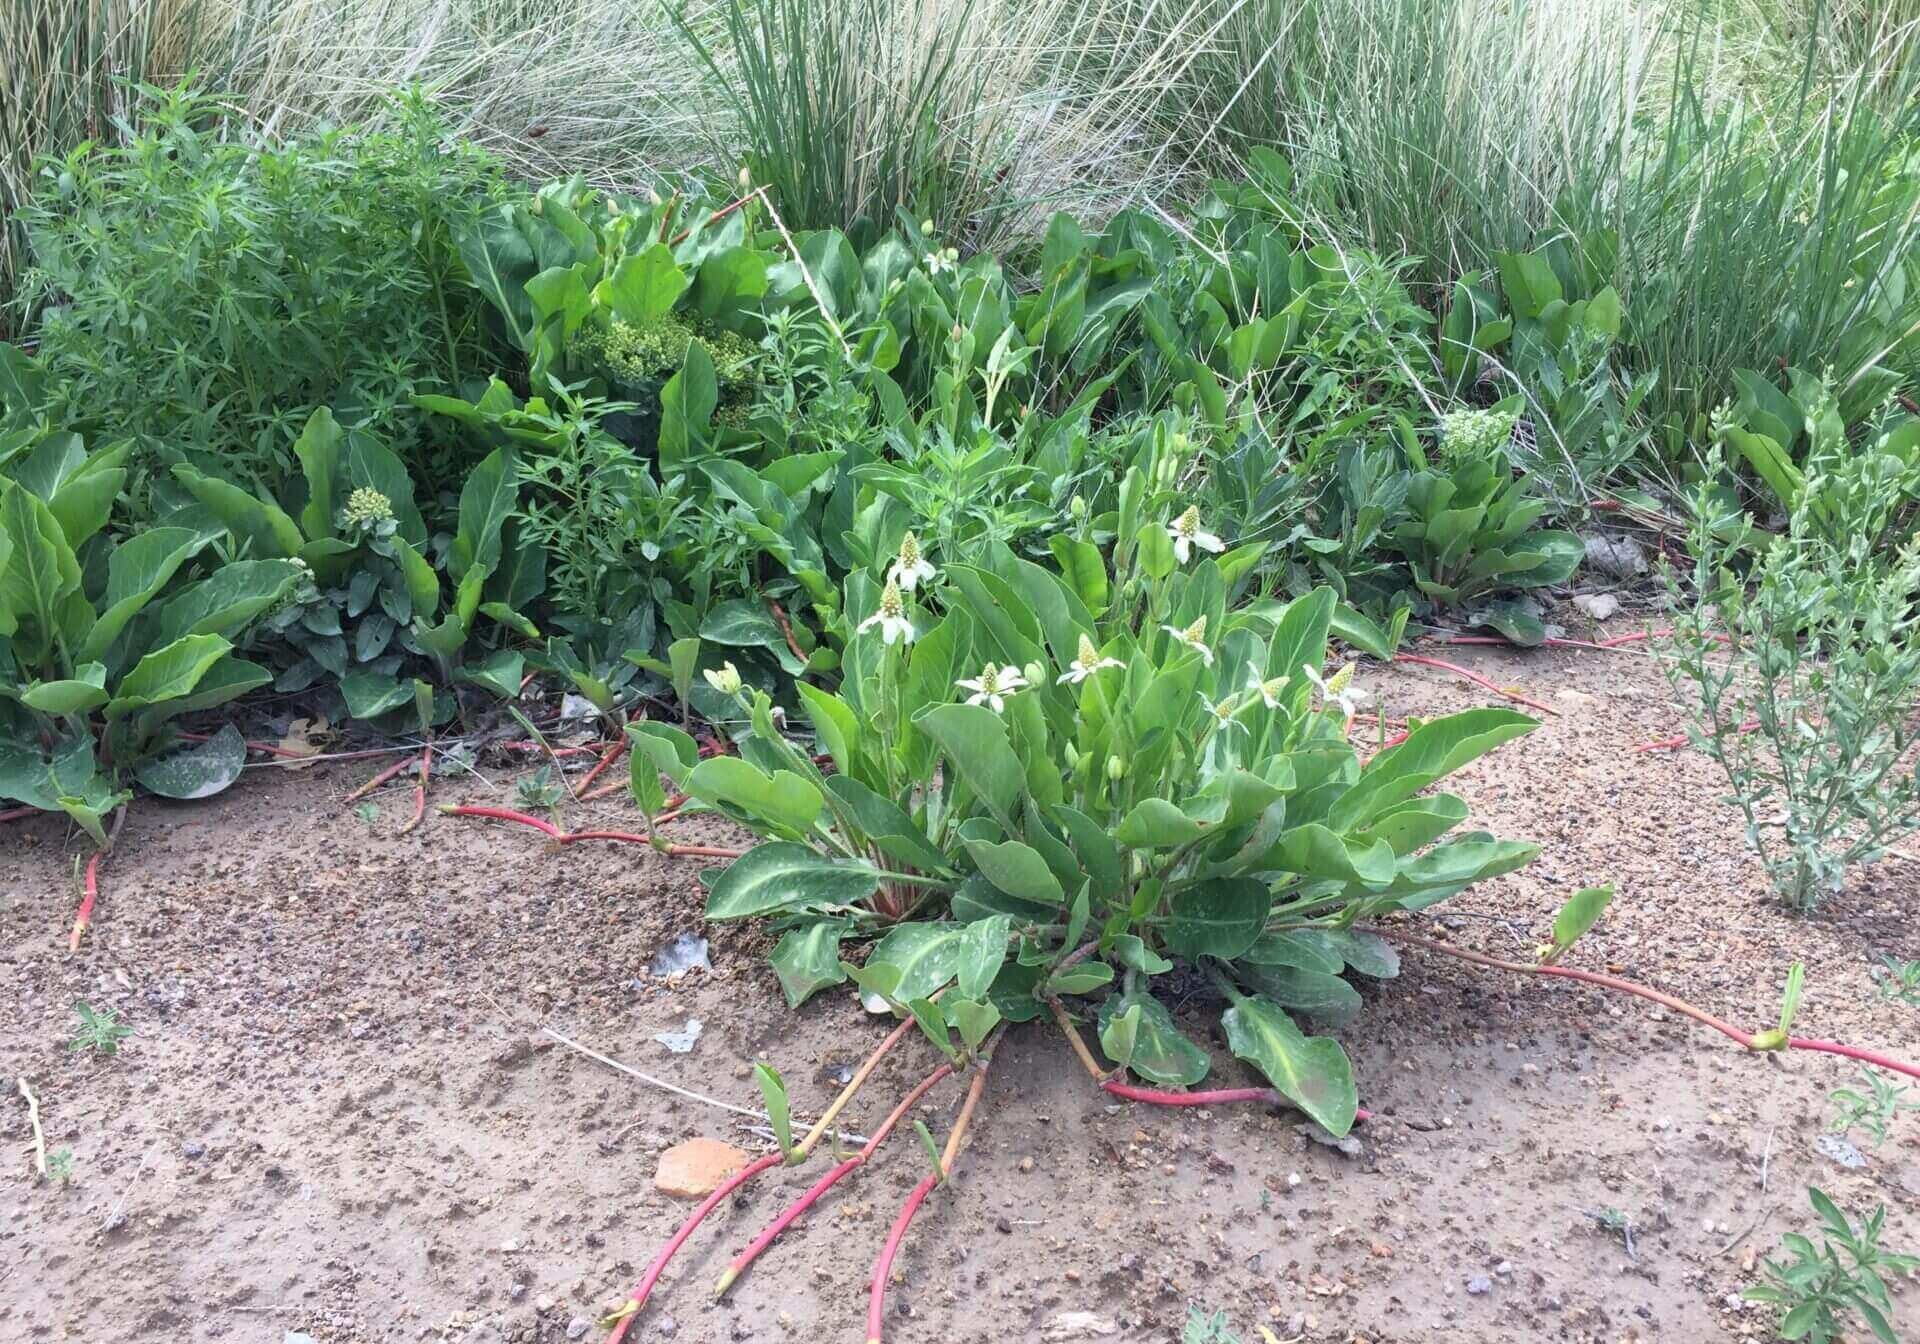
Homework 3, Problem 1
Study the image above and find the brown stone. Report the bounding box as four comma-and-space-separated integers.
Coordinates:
653, 1138, 750, 1199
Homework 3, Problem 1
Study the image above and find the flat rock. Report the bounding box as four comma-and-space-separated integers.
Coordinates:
1572, 592, 1621, 621
654, 1138, 750, 1198
1041, 1312, 1118, 1341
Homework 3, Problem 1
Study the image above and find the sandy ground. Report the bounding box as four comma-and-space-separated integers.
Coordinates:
2, 615, 1917, 1344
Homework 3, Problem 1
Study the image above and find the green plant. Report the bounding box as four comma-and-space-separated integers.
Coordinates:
5, 85, 505, 505
664, 435, 1538, 1137
1661, 445, 1920, 910
171, 408, 537, 716
1181, 1306, 1244, 1344
0, 433, 300, 833
1744, 1189, 1915, 1344
68, 1001, 130, 1055
46, 1146, 74, 1184
1386, 409, 1584, 644
1873, 955, 1920, 1006
1827, 1067, 1919, 1149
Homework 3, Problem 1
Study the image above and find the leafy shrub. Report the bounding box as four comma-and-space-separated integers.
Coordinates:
1662, 443, 1920, 910
3, 85, 506, 509
0, 431, 299, 831
652, 436, 1539, 1137
1744, 1189, 1915, 1344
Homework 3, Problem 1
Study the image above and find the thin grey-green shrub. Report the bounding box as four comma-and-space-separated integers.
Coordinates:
1661, 442, 1920, 910
1826, 1067, 1919, 1149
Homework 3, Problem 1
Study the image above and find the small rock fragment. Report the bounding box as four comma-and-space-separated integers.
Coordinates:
1466, 1274, 1493, 1296
1572, 592, 1622, 621
1041, 1312, 1118, 1341
566, 1316, 591, 1340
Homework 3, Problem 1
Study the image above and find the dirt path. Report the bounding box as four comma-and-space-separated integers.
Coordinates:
3, 619, 1916, 1344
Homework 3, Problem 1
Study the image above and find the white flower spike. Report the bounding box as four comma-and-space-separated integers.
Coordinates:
1167, 506, 1225, 565
1057, 633, 1124, 685
1246, 663, 1290, 708
955, 662, 1029, 713
1161, 616, 1214, 666
888, 531, 937, 593
1303, 660, 1368, 723
857, 581, 916, 646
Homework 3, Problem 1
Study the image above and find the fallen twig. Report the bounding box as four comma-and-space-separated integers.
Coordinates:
397, 740, 432, 835
1393, 653, 1558, 716
437, 805, 742, 859
345, 753, 415, 803
16, 1077, 47, 1179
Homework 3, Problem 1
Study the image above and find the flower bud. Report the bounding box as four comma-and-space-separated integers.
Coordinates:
1069, 495, 1087, 519
1022, 661, 1045, 687
1107, 755, 1126, 781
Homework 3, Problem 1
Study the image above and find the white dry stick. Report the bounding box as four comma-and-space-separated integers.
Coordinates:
17, 1077, 46, 1179
756, 188, 854, 360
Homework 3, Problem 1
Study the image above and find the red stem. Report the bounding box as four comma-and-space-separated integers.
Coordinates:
176, 730, 310, 760
603, 1151, 785, 1344
1393, 653, 1558, 716
438, 804, 563, 838
497, 741, 609, 759
438, 806, 741, 858
1635, 718, 1759, 753
1599, 629, 1730, 649
70, 852, 100, 953
719, 1063, 957, 1295
575, 736, 627, 799
667, 186, 766, 247
1099, 1080, 1373, 1122
399, 742, 432, 835
345, 753, 414, 802
866, 1174, 941, 1344
1426, 634, 1613, 653
2, 805, 39, 823
1376, 929, 1920, 1082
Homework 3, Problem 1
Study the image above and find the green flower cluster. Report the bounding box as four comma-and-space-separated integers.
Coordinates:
571, 316, 757, 389
1439, 406, 1517, 462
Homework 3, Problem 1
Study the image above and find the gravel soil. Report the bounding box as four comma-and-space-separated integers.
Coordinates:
3, 614, 1917, 1344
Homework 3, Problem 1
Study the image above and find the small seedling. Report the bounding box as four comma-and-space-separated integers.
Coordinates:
753, 1062, 795, 1162
68, 1002, 131, 1056
1574, 1205, 1638, 1260
1827, 1068, 1919, 1149
1871, 956, 1920, 1007
354, 802, 379, 828
513, 765, 569, 820
47, 1148, 74, 1185
1745, 1189, 1915, 1344
1182, 1307, 1244, 1344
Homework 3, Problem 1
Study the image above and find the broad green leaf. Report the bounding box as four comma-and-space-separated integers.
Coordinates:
133, 724, 247, 799
1243, 931, 1344, 975
961, 838, 1063, 908
860, 922, 965, 1011
21, 662, 107, 714
659, 342, 717, 469
0, 479, 82, 661
339, 669, 412, 720
704, 843, 879, 920
1114, 797, 1209, 847
796, 684, 859, 774
1164, 878, 1269, 960
627, 721, 699, 787
687, 755, 822, 835
769, 918, 851, 1008
1235, 964, 1362, 1025
459, 648, 524, 699
150, 560, 300, 647
293, 407, 344, 540
600, 244, 688, 324
916, 703, 1026, 831
908, 998, 956, 1059
1546, 884, 1613, 963
1320, 929, 1399, 978
1221, 996, 1358, 1135
451, 446, 517, 581
1265, 822, 1397, 884
1048, 961, 1115, 995
170, 465, 302, 557
344, 432, 425, 545
753, 1063, 794, 1159
1097, 990, 1209, 1085
76, 527, 216, 663
1098, 1001, 1141, 1071
1109, 934, 1173, 974
1050, 804, 1124, 899
955, 915, 1013, 998
1329, 708, 1536, 832
948, 998, 1002, 1054
104, 634, 231, 718
821, 774, 952, 874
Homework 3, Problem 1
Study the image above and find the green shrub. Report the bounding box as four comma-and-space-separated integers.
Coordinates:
4, 85, 507, 510
1662, 440, 1920, 910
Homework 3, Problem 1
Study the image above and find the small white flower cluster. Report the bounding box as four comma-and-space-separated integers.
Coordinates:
1438, 407, 1517, 462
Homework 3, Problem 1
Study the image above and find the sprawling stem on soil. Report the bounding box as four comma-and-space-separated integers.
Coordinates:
345, 753, 413, 803
3, 805, 43, 822
574, 736, 627, 799
1376, 929, 1920, 1082
438, 805, 742, 859
1393, 653, 1558, 716
397, 740, 432, 835
603, 1013, 929, 1336
865, 1049, 997, 1344
68, 804, 126, 953
717, 1062, 957, 1296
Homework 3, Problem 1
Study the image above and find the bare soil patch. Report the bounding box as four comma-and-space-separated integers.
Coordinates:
4, 619, 1917, 1343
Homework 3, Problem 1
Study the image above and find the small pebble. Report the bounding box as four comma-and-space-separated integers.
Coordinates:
566, 1316, 591, 1340
1466, 1275, 1492, 1296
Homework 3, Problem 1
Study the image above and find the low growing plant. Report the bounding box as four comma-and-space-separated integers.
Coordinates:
68, 1002, 130, 1056
1661, 445, 1920, 910
1744, 1189, 1915, 1344
654, 443, 1540, 1138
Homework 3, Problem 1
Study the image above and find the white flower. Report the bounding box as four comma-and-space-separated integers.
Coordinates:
1167, 505, 1225, 565
1057, 633, 1124, 685
887, 531, 937, 593
703, 661, 743, 695
857, 581, 916, 646
924, 247, 958, 275
1161, 616, 1214, 666
955, 661, 1028, 713
1246, 663, 1290, 708
1303, 660, 1368, 723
